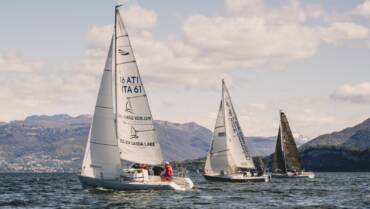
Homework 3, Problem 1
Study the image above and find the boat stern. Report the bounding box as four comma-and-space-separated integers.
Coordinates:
169, 177, 194, 191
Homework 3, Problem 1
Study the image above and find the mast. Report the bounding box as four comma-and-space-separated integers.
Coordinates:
114, 5, 121, 140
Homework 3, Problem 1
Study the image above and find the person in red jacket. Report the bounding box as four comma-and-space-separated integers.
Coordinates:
163, 162, 173, 181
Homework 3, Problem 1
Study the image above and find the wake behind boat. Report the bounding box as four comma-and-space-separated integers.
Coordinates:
78, 5, 193, 191
272, 111, 314, 179
203, 81, 270, 183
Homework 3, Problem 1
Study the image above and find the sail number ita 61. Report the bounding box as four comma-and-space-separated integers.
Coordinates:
120, 76, 143, 94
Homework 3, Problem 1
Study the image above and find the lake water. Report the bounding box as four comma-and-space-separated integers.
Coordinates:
0, 172, 369, 208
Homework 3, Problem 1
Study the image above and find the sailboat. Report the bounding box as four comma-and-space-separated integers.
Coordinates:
272, 111, 314, 178
203, 80, 270, 182
78, 5, 193, 191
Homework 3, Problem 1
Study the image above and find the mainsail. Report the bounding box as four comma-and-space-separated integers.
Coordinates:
205, 81, 255, 175
280, 111, 302, 171
114, 7, 163, 165
205, 100, 235, 175
272, 128, 286, 173
81, 39, 121, 179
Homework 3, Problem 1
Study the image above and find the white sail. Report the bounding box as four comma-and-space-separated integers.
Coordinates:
81, 38, 121, 179
205, 81, 255, 175
114, 8, 164, 165
222, 81, 255, 169
205, 100, 235, 175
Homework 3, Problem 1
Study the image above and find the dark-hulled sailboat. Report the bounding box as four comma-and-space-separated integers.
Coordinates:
272, 111, 314, 178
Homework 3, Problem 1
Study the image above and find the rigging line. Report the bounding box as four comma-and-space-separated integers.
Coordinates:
95, 105, 113, 110
90, 141, 117, 147
134, 129, 155, 133
117, 60, 136, 65
116, 34, 128, 38
210, 149, 229, 154
126, 94, 147, 99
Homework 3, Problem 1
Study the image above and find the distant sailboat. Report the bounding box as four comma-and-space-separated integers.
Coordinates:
203, 80, 270, 182
78, 5, 193, 191
272, 111, 314, 178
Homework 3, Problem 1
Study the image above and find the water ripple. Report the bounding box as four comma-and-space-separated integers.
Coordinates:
0, 172, 369, 208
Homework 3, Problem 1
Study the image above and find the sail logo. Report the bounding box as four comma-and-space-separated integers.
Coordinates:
118, 49, 130, 56
130, 127, 139, 139
125, 100, 134, 113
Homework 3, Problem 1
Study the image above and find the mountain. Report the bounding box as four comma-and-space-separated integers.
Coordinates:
300, 147, 370, 171
246, 134, 309, 157
0, 114, 91, 172
0, 114, 288, 172
155, 120, 211, 161
298, 118, 370, 171
343, 129, 370, 149
7, 113, 370, 173
246, 137, 276, 156
300, 118, 370, 150
0, 114, 212, 172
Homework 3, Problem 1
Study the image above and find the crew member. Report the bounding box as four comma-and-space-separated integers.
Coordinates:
153, 166, 164, 176
163, 162, 174, 181
293, 169, 298, 176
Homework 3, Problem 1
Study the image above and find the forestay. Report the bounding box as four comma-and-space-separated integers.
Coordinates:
81, 39, 121, 179
114, 9, 163, 165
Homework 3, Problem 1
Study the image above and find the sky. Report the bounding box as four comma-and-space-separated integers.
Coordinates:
1, 0, 370, 138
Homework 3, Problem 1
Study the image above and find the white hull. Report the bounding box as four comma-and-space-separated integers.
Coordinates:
204, 173, 271, 182
272, 172, 315, 179
79, 175, 193, 191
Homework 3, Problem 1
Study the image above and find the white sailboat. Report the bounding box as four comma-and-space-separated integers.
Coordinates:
78, 5, 193, 191
271, 111, 314, 179
203, 80, 270, 182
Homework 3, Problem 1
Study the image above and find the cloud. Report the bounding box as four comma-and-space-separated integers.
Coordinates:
0, 4, 161, 122
78, 1, 370, 91
86, 25, 112, 51
2, 0, 370, 136
320, 22, 369, 44
0, 50, 44, 73
0, 49, 105, 121
331, 82, 370, 103
353, 0, 370, 18
122, 4, 157, 30
182, 0, 368, 70
224, 0, 265, 16
295, 108, 340, 125
183, 15, 319, 63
